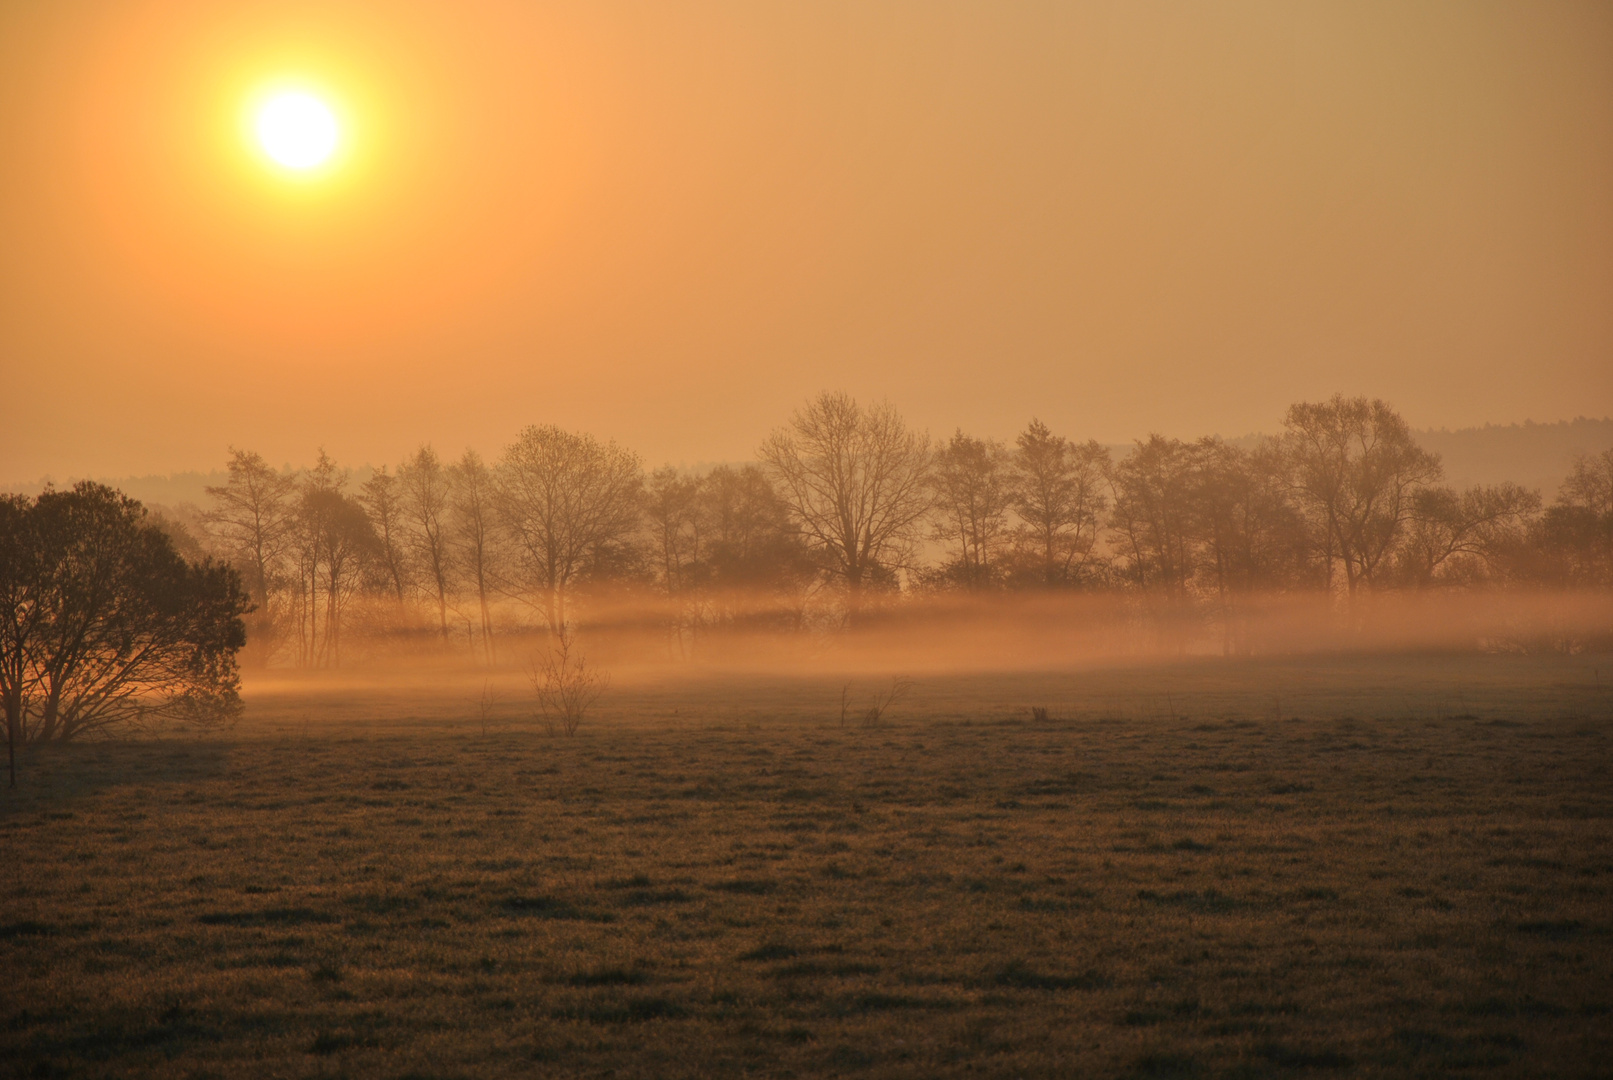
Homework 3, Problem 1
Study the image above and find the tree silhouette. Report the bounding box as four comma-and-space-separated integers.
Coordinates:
497, 425, 643, 635
1, 484, 249, 784
761, 392, 931, 620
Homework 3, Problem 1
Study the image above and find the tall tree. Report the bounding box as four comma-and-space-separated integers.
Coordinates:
696, 465, 817, 630
644, 466, 704, 655
1108, 436, 1201, 599
450, 449, 501, 664
204, 449, 294, 664
359, 467, 411, 603
1007, 420, 1110, 588
1527, 450, 1613, 588
301, 483, 376, 668
759, 392, 931, 618
1191, 439, 1315, 600
1282, 395, 1443, 594
927, 431, 1013, 590
497, 425, 644, 635
397, 446, 455, 640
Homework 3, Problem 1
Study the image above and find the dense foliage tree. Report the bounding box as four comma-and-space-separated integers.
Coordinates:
0, 484, 249, 784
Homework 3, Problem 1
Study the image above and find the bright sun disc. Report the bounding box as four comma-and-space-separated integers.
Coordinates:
255, 91, 339, 170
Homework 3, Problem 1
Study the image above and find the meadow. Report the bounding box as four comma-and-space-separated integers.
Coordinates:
3, 654, 1610, 1078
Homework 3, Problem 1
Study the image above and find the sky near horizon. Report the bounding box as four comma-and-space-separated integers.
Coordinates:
1, 0, 1610, 482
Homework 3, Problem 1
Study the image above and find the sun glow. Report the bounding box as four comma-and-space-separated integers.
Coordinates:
254, 90, 339, 170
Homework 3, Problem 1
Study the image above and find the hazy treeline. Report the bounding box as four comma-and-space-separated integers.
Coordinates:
165, 393, 1613, 667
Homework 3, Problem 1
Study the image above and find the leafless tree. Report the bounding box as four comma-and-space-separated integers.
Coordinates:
294, 452, 376, 668
359, 467, 411, 603
1192, 439, 1316, 598
760, 392, 931, 619
700, 464, 819, 626
927, 430, 1014, 590
1108, 436, 1201, 599
1398, 483, 1541, 586
398, 446, 455, 640
1555, 449, 1613, 582
497, 425, 644, 635
450, 449, 501, 665
644, 466, 704, 654
1282, 396, 1443, 594
204, 449, 295, 664
1007, 420, 1109, 588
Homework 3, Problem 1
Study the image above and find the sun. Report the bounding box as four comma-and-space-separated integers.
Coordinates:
255, 91, 340, 170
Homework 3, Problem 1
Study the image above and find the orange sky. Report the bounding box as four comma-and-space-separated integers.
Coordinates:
2, 0, 1610, 481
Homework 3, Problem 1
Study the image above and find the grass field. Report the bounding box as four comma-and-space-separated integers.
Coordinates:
3, 654, 1611, 1078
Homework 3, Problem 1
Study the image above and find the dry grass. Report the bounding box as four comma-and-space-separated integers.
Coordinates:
2, 654, 1611, 1078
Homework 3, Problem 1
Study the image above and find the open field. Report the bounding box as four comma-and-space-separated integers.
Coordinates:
3, 654, 1611, 1078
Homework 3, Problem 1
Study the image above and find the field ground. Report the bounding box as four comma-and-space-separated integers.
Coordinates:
3, 654, 1611, 1078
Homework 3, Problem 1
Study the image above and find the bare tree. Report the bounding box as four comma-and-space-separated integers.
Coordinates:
1007, 420, 1109, 588
927, 430, 1014, 590
700, 464, 818, 627
450, 449, 501, 665
760, 392, 931, 619
290, 452, 375, 668
1192, 438, 1316, 600
1282, 396, 1443, 594
644, 466, 704, 654
397, 446, 455, 640
1398, 483, 1541, 586
359, 467, 411, 603
204, 449, 294, 664
1108, 436, 1201, 599
1556, 449, 1613, 582
496, 425, 644, 635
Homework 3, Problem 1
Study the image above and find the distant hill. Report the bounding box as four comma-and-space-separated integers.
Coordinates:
1412, 418, 1613, 497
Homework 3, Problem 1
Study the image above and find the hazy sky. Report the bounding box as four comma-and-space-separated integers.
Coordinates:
2, 0, 1609, 481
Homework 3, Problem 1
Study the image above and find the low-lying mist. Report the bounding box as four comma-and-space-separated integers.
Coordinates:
240, 587, 1613, 690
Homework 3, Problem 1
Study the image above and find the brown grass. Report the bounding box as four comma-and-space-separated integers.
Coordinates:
2, 654, 1610, 1078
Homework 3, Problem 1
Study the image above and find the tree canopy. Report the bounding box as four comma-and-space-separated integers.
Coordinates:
0, 483, 250, 784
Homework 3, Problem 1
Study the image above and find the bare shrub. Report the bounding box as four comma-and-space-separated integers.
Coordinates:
1030, 705, 1050, 722
862, 676, 914, 728
528, 630, 609, 736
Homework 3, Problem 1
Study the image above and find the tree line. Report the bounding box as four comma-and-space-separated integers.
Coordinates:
178, 392, 1611, 667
